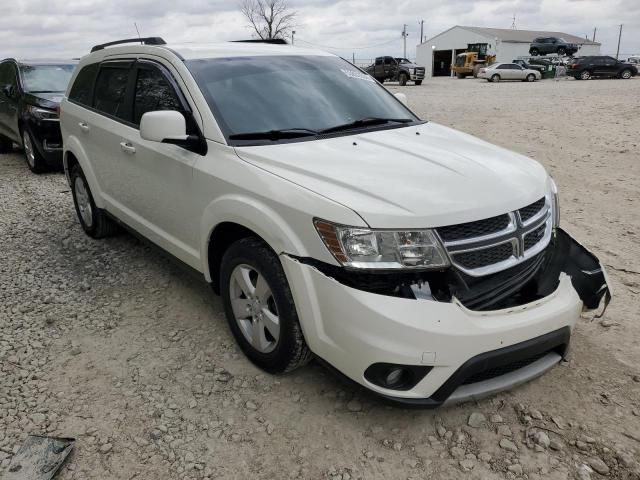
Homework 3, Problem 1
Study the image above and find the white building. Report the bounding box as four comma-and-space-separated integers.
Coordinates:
417, 26, 601, 77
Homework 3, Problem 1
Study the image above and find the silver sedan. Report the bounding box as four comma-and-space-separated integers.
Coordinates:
479, 63, 542, 82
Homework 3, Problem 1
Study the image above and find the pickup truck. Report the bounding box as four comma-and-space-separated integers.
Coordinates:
365, 57, 425, 85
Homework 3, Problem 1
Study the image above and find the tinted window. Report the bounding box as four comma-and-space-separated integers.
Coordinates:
19, 64, 75, 93
69, 63, 98, 105
186, 55, 418, 144
375, 58, 382, 66
93, 66, 131, 120
133, 66, 182, 125
496, 64, 508, 69
0, 63, 18, 87
384, 57, 392, 65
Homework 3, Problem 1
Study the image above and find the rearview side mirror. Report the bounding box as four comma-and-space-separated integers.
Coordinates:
394, 92, 408, 106
140, 110, 187, 143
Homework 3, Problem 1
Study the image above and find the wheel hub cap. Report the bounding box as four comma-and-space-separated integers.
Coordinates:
74, 178, 93, 227
229, 264, 280, 354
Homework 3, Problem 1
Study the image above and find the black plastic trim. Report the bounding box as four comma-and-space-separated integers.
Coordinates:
91, 37, 166, 52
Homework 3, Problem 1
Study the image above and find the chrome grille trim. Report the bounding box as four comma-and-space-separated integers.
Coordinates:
439, 197, 552, 277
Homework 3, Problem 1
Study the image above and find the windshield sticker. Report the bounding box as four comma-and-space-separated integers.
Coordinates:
340, 69, 375, 83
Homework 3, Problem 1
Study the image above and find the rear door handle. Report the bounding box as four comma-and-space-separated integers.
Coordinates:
120, 142, 136, 154
78, 122, 90, 132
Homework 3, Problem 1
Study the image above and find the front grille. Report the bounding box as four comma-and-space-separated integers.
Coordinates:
519, 197, 545, 223
452, 242, 513, 269
462, 350, 550, 385
437, 214, 510, 242
524, 224, 546, 251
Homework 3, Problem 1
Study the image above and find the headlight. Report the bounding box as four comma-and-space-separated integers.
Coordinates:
27, 105, 59, 120
314, 219, 450, 270
548, 177, 560, 227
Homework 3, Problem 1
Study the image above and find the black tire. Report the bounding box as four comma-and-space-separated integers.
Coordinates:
21, 128, 47, 174
557, 47, 566, 56
620, 69, 632, 79
0, 135, 12, 154
70, 164, 119, 238
456, 72, 466, 79
530, 49, 539, 56
526, 73, 536, 82
399, 73, 408, 86
220, 237, 313, 374
491, 74, 501, 83
579, 70, 591, 80
414, 80, 422, 86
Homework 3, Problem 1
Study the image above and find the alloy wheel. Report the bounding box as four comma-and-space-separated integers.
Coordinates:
23, 131, 35, 169
74, 176, 94, 228
580, 70, 591, 80
229, 264, 280, 354
622, 70, 631, 79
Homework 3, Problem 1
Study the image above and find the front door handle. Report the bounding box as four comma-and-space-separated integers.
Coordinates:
120, 141, 136, 154
78, 122, 90, 132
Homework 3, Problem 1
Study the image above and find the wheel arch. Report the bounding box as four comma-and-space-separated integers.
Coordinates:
63, 137, 105, 208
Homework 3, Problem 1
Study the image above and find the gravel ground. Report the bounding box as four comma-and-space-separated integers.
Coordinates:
1, 77, 639, 480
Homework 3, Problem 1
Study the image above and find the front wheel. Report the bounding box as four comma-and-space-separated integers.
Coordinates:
526, 73, 536, 82
580, 70, 591, 80
220, 237, 313, 374
491, 74, 501, 83
530, 49, 539, 56
557, 47, 566, 56
22, 128, 47, 173
620, 69, 632, 79
70, 164, 119, 238
399, 73, 408, 86
414, 80, 422, 86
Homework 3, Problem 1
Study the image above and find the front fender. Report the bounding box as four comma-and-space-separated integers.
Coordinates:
200, 194, 312, 282
63, 136, 105, 209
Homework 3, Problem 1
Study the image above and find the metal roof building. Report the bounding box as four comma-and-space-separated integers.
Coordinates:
416, 26, 601, 77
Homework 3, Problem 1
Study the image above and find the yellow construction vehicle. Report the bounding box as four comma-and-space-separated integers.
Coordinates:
451, 43, 497, 78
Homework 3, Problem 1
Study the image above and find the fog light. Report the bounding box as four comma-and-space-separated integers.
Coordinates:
364, 363, 432, 391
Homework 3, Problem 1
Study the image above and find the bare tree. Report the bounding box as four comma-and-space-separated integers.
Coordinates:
240, 0, 296, 40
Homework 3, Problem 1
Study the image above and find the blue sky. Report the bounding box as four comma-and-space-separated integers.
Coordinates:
1, 0, 637, 60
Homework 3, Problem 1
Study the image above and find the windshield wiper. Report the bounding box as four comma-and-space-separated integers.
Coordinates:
229, 128, 319, 141
319, 117, 413, 134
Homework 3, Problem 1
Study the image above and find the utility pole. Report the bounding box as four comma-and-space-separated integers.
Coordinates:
616, 24, 623, 59
592, 27, 597, 42
291, 30, 296, 45
419, 20, 424, 45
402, 24, 408, 58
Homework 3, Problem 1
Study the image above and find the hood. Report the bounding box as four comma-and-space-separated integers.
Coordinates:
24, 92, 64, 110
234, 123, 549, 229
401, 63, 420, 69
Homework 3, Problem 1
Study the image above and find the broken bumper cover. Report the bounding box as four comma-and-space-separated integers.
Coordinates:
281, 228, 610, 406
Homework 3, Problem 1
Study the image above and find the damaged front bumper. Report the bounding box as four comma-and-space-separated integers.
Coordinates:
281, 228, 610, 406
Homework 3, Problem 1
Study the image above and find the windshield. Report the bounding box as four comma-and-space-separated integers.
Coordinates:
19, 64, 75, 93
186, 55, 419, 145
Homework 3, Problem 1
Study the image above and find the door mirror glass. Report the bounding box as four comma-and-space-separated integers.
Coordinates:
394, 92, 408, 106
140, 110, 187, 143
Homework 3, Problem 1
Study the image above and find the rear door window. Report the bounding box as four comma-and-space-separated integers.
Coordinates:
93, 64, 132, 121
69, 63, 99, 106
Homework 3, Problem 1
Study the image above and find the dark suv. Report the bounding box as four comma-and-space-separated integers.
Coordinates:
567, 56, 638, 80
529, 37, 579, 57
0, 59, 76, 172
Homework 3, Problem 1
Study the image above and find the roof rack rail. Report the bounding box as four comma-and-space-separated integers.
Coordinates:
90, 37, 166, 53
232, 39, 288, 45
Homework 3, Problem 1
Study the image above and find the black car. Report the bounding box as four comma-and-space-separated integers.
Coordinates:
567, 56, 638, 80
529, 37, 579, 57
0, 59, 76, 172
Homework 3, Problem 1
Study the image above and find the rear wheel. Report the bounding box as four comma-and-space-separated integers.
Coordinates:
70, 164, 119, 238
22, 128, 47, 173
456, 72, 466, 79
399, 73, 408, 86
220, 237, 313, 374
0, 135, 12, 154
557, 47, 566, 56
491, 74, 501, 83
530, 48, 539, 56
579, 70, 591, 80
526, 73, 536, 82
620, 69, 632, 79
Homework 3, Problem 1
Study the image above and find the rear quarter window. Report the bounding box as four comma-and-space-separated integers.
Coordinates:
68, 63, 98, 106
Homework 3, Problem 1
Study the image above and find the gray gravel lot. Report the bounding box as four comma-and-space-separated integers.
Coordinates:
1, 77, 639, 480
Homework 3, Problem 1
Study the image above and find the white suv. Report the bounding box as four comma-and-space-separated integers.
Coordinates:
61, 37, 610, 406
